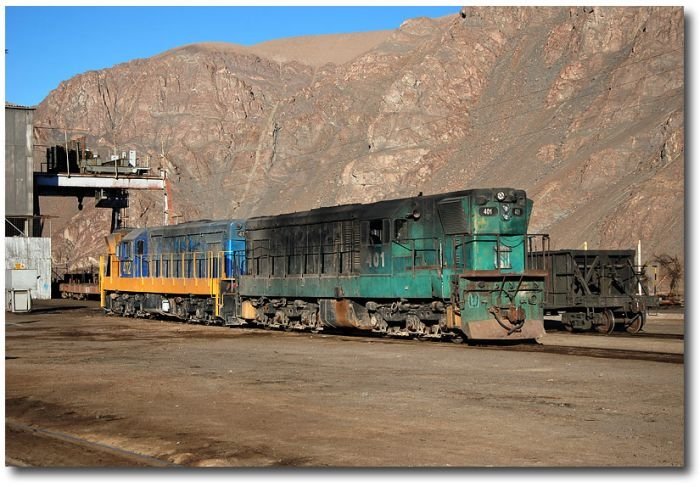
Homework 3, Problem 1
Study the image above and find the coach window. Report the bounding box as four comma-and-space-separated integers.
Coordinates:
136, 240, 144, 255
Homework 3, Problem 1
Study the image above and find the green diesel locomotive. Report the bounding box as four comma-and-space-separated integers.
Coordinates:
238, 188, 546, 341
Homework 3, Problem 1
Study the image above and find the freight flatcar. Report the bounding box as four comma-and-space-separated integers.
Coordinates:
58, 269, 99, 300
527, 238, 656, 334
101, 188, 547, 341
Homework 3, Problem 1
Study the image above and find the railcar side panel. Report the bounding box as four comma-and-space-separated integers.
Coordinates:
527, 246, 656, 333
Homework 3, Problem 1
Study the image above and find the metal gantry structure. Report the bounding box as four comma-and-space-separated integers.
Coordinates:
34, 132, 166, 232
5, 103, 168, 304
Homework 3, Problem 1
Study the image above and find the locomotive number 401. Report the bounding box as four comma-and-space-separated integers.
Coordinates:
366, 251, 386, 268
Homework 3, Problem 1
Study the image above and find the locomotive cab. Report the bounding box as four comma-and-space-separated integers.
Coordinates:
117, 229, 150, 278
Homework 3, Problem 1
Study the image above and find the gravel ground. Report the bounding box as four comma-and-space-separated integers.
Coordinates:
4, 300, 685, 467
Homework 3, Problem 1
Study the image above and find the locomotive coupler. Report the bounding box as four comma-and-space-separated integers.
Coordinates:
488, 305, 526, 335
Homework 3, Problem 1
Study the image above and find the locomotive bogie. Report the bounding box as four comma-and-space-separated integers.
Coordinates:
237, 296, 469, 341
106, 292, 219, 324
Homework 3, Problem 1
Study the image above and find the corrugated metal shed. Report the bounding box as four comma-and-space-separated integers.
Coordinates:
5, 104, 35, 229
5, 237, 52, 299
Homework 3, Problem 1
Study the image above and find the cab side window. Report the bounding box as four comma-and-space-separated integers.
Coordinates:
369, 220, 383, 245
366, 219, 391, 244
120, 242, 131, 259
394, 219, 407, 239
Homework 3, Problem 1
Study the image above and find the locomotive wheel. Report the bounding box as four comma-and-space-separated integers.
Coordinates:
625, 312, 646, 334
450, 333, 465, 344
594, 309, 616, 335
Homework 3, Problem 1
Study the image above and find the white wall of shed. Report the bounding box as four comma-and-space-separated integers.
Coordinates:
5, 237, 52, 299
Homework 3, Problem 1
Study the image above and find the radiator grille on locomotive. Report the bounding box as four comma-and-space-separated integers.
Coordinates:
437, 198, 468, 235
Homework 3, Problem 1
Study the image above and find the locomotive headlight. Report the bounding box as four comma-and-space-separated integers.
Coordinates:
496, 191, 506, 201
501, 204, 511, 221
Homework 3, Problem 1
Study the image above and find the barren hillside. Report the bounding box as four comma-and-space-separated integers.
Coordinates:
250, 30, 393, 67
34, 7, 684, 291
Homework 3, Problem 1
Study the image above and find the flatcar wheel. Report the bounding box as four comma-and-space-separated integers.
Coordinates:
594, 309, 616, 335
625, 312, 646, 334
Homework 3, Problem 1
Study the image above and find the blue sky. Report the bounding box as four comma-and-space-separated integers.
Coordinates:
4, 6, 461, 106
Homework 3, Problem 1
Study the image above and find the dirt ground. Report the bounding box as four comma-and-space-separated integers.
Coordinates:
4, 300, 684, 467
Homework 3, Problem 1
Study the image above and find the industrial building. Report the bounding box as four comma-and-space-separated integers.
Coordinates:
4, 103, 165, 309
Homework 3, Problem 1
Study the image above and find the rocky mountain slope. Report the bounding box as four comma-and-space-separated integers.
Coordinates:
34, 6, 684, 291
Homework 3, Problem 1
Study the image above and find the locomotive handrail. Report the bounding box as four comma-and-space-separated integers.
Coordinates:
449, 233, 527, 271
244, 235, 441, 277
104, 249, 246, 281
388, 237, 439, 275
525, 233, 551, 271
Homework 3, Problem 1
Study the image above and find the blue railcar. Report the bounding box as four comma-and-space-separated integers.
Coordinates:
103, 219, 246, 322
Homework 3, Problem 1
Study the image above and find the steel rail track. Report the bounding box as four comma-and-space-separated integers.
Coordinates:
6, 420, 178, 467
610, 332, 684, 340
105, 314, 684, 364
477, 343, 684, 364
545, 329, 684, 341
240, 327, 685, 364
